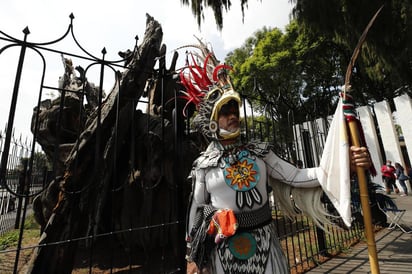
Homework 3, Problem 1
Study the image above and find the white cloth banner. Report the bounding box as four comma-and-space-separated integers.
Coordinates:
316, 97, 352, 227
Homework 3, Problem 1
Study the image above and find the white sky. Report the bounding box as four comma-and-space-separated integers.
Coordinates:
0, 0, 293, 138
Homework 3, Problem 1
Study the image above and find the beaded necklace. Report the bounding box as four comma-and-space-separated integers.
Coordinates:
218, 141, 262, 209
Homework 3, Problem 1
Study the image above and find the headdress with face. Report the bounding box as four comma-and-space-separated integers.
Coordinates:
180, 53, 241, 141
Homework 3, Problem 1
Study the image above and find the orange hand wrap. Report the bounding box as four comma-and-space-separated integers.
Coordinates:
207, 209, 238, 244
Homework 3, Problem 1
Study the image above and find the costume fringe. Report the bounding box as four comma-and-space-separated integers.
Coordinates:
269, 179, 334, 230
188, 206, 216, 269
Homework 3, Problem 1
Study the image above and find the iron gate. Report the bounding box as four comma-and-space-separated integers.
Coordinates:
0, 14, 364, 274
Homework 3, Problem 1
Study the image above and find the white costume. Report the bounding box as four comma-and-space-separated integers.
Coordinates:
180, 48, 333, 274
186, 141, 328, 274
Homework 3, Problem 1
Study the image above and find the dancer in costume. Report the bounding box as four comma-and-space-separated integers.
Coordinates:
181, 52, 371, 274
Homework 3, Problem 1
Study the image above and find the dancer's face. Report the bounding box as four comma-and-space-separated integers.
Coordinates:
218, 100, 240, 133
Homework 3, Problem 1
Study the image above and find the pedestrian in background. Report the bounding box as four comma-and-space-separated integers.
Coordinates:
394, 162, 408, 196
381, 160, 399, 194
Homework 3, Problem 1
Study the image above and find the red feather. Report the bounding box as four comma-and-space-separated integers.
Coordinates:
212, 64, 233, 82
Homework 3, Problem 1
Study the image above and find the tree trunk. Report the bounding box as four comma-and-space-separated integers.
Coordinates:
27, 14, 163, 274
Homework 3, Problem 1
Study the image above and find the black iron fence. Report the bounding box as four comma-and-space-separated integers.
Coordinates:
0, 130, 45, 235
0, 15, 365, 274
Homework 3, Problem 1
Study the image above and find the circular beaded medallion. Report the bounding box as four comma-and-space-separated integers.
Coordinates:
228, 232, 257, 260
223, 150, 260, 192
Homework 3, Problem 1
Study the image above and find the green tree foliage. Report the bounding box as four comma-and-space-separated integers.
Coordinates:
226, 23, 347, 156
181, 0, 411, 103
226, 26, 298, 153
291, 0, 412, 102
180, 0, 249, 30
181, 0, 411, 156
226, 22, 344, 124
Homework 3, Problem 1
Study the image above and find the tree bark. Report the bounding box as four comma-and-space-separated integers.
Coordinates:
27, 14, 163, 274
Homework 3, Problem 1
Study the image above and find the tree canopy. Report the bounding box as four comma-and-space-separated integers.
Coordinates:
225, 22, 344, 124
182, 0, 412, 104
180, 0, 249, 30
291, 0, 412, 102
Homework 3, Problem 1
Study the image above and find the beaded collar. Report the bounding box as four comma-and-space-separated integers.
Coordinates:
221, 142, 240, 151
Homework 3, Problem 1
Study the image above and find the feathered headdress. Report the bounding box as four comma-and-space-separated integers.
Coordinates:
178, 42, 241, 140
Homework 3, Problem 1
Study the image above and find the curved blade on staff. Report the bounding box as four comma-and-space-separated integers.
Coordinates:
344, 5, 383, 274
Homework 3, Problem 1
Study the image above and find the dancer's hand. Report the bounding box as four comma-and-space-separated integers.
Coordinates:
350, 146, 371, 170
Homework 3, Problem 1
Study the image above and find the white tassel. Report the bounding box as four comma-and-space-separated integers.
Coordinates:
269, 178, 337, 231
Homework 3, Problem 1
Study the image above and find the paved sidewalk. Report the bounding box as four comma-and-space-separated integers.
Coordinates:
307, 194, 412, 274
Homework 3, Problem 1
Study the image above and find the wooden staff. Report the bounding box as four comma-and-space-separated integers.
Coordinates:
344, 6, 383, 274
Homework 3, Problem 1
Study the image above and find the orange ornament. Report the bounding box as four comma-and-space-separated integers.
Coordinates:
207, 209, 239, 244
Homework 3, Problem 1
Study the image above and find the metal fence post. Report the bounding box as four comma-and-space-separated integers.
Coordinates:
14, 159, 28, 229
